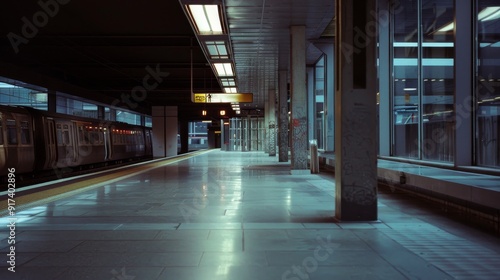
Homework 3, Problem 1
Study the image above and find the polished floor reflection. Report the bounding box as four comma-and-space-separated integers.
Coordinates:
1, 150, 500, 279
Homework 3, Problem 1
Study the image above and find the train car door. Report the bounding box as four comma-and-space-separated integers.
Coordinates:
44, 119, 57, 170
56, 121, 77, 167
104, 126, 112, 160
70, 122, 79, 164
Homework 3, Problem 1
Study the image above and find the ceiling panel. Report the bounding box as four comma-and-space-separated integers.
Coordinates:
0, 0, 334, 119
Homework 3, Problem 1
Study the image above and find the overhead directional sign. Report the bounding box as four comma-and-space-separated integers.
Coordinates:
192, 93, 253, 103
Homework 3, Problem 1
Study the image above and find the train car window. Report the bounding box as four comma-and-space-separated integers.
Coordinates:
84, 129, 90, 145
78, 126, 84, 144
63, 130, 70, 145
56, 128, 63, 145
20, 121, 31, 145
6, 119, 17, 145
91, 132, 99, 145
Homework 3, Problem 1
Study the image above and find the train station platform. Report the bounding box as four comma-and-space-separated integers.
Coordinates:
1, 150, 500, 279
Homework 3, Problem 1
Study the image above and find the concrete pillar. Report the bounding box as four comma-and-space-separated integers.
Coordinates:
47, 90, 56, 113
290, 25, 308, 173
455, 0, 473, 166
97, 106, 105, 120
278, 70, 289, 162
108, 108, 116, 121
334, 0, 377, 221
269, 89, 277, 156
152, 106, 178, 157
264, 96, 269, 154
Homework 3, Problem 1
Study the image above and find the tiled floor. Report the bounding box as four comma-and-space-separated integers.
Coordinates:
1, 150, 500, 279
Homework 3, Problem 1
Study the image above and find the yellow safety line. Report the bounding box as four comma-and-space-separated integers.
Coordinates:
0, 149, 214, 215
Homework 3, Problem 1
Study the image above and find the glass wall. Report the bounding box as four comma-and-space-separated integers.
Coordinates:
421, 0, 455, 162
392, 0, 455, 162
315, 56, 325, 150
393, 0, 419, 158
189, 121, 208, 150
0, 77, 48, 110
116, 110, 142, 125
57, 95, 98, 118
228, 117, 265, 151
476, 1, 500, 168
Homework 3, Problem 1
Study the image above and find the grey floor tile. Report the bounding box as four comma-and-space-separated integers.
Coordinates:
155, 229, 210, 240
24, 252, 202, 267
0, 267, 68, 280
199, 252, 269, 266
157, 265, 290, 280
0, 150, 498, 280
56, 266, 163, 280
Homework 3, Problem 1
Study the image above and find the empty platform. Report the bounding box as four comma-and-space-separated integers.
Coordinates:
1, 150, 500, 279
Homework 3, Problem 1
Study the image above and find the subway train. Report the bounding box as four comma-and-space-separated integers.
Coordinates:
0, 104, 152, 184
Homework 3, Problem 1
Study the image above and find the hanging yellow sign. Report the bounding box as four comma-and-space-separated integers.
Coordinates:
192, 93, 253, 103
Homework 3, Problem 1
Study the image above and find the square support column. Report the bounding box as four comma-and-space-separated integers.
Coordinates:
268, 89, 277, 156
152, 106, 178, 157
334, 0, 377, 221
290, 25, 308, 172
454, 0, 473, 166
278, 70, 289, 162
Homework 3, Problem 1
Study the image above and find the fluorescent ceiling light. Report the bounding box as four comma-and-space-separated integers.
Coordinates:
479, 7, 500, 21
404, 88, 417, 91
224, 87, 237, 93
187, 5, 223, 35
220, 78, 236, 87
206, 41, 228, 59
436, 22, 454, 33
213, 63, 234, 77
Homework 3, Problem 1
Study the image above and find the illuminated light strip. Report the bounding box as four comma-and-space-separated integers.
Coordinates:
393, 58, 454, 66
393, 42, 454, 47
0, 150, 215, 214
479, 7, 500, 21
187, 5, 223, 35
213, 63, 234, 76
